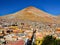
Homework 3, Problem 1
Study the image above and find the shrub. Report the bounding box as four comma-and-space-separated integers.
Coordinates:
55, 39, 60, 45
41, 35, 56, 45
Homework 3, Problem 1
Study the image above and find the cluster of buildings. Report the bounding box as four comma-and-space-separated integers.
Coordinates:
0, 21, 60, 45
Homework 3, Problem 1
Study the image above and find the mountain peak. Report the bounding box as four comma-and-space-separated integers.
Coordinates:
0, 6, 60, 24
17, 6, 53, 17
23, 6, 40, 11
27, 6, 35, 8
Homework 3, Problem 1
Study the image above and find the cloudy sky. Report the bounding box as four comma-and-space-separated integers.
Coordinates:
0, 0, 60, 16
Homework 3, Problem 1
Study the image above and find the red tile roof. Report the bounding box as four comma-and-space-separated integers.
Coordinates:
6, 40, 24, 45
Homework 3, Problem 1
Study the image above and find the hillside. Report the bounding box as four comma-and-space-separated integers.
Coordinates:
0, 6, 60, 24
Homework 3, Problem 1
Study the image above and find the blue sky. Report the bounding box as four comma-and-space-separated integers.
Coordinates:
0, 0, 60, 16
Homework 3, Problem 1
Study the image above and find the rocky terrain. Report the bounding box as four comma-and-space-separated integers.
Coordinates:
0, 6, 60, 26
0, 6, 60, 45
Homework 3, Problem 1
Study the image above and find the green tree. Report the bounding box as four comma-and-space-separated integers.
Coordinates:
41, 35, 56, 45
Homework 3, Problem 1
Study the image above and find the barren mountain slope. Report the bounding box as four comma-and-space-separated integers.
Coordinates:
0, 6, 60, 24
